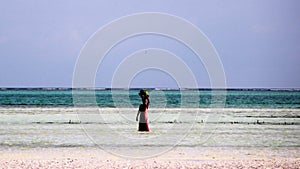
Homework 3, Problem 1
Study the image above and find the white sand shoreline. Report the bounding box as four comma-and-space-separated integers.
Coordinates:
0, 147, 299, 168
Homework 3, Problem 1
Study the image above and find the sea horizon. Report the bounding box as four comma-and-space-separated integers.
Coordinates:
1, 87, 300, 91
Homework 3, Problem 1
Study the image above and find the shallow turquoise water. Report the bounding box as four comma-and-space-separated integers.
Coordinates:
0, 107, 299, 149
0, 88, 299, 108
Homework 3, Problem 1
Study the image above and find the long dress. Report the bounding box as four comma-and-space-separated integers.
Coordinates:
138, 104, 150, 132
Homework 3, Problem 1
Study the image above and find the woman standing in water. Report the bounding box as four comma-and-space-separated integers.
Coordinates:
136, 89, 150, 132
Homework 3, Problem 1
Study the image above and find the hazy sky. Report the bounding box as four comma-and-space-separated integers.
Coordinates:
0, 0, 299, 88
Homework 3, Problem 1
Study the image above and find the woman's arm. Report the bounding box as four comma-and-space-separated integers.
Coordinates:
136, 110, 140, 121
143, 98, 149, 109
147, 98, 150, 108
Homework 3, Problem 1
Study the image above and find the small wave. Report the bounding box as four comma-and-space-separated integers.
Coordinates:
239, 115, 300, 118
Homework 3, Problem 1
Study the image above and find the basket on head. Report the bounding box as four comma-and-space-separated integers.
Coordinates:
139, 89, 149, 97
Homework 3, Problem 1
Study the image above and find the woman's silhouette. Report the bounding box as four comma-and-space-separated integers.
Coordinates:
136, 89, 150, 132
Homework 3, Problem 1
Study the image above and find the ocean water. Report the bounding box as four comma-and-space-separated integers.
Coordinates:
0, 88, 299, 108
0, 88, 299, 157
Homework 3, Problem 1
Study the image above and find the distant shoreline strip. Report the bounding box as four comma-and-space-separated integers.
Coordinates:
1, 88, 300, 91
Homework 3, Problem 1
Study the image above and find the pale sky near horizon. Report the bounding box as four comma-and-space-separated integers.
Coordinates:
0, 0, 299, 88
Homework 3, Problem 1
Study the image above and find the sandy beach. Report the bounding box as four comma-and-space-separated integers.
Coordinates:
0, 147, 299, 168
